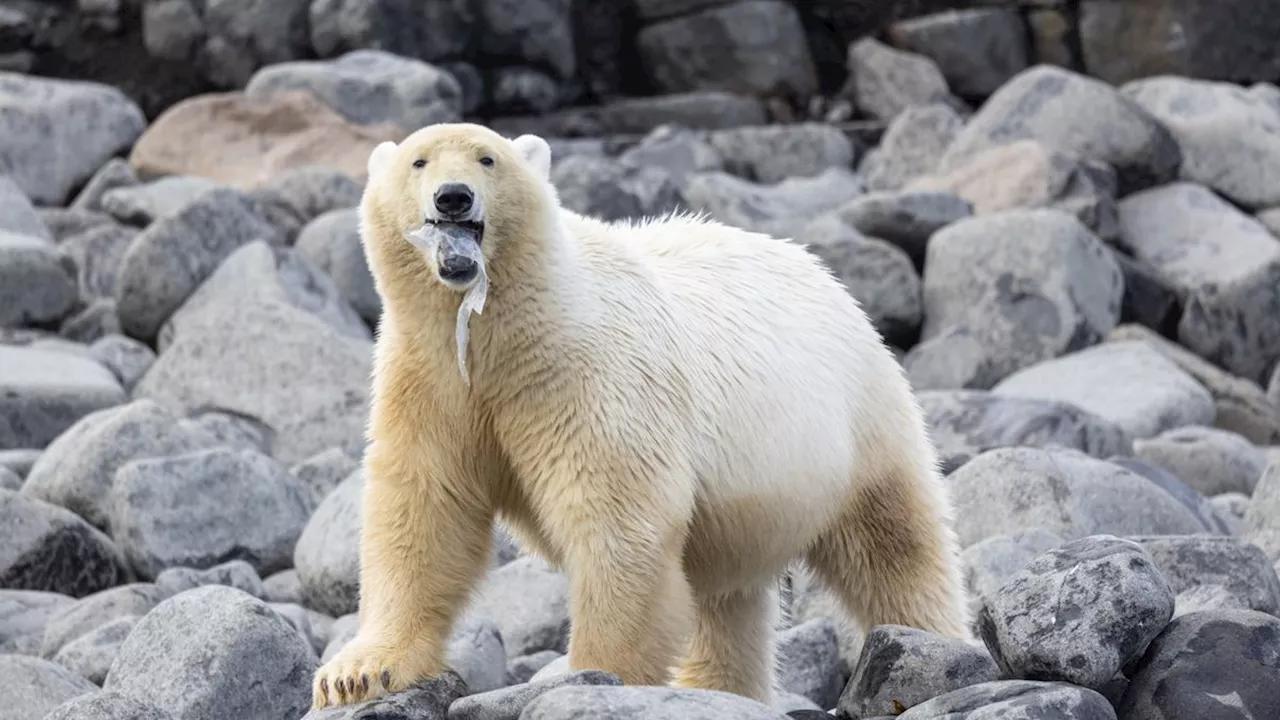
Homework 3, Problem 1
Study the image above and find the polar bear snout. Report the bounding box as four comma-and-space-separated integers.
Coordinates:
433, 182, 475, 219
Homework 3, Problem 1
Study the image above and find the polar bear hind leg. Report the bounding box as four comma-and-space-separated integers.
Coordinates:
804, 459, 971, 643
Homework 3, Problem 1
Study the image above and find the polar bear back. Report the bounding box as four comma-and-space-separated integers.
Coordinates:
559, 211, 925, 553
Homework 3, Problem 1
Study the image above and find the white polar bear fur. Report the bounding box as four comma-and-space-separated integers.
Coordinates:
311, 122, 970, 709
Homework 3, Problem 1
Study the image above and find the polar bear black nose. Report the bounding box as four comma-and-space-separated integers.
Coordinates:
434, 183, 474, 217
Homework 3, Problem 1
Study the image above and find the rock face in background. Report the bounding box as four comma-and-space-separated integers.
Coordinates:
3, 0, 1278, 130
5, 2, 1280, 719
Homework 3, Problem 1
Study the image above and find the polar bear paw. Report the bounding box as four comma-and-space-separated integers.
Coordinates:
311, 636, 439, 709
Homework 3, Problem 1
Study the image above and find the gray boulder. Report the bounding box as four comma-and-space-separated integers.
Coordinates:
307, 0, 471, 63
859, 103, 962, 192
1110, 323, 1280, 446
290, 446, 360, 511
100, 176, 226, 226
154, 560, 266, 600
0, 175, 50, 240
1132, 535, 1280, 617
1245, 463, 1280, 561
264, 569, 304, 605
506, 651, 561, 686
1118, 609, 1280, 719
918, 389, 1132, 473
839, 624, 1000, 718
108, 447, 312, 580
104, 585, 317, 720
704, 123, 854, 185
551, 156, 684, 222
775, 617, 844, 711
0, 489, 131, 598
887, 7, 1029, 98
795, 215, 922, 345
448, 670, 622, 720
978, 535, 1175, 689
296, 209, 380, 325
615, 125, 724, 186
830, 190, 971, 265
52, 615, 138, 685
59, 224, 137, 302
897, 680, 1115, 719
1133, 425, 1268, 497
521, 684, 790, 720
1117, 181, 1280, 385
70, 158, 140, 214
246, 49, 462, 129
42, 690, 173, 720
682, 167, 864, 240
1123, 76, 1280, 210
946, 447, 1209, 549
39, 583, 163, 659
636, 0, 817, 99
195, 0, 314, 88
0, 74, 146, 205
844, 37, 952, 122
961, 529, 1066, 621
134, 241, 373, 465
294, 471, 362, 617
89, 334, 156, 392
939, 64, 1180, 195
3, 654, 96, 720
991, 340, 1214, 440
463, 556, 571, 658
0, 231, 78, 328
0, 588, 75, 655
115, 188, 282, 343
20, 399, 221, 532
906, 209, 1123, 391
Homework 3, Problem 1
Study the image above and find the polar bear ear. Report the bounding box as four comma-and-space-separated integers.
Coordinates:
512, 134, 551, 179
367, 141, 399, 179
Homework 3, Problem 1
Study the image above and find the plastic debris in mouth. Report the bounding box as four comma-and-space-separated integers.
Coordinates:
406, 222, 489, 386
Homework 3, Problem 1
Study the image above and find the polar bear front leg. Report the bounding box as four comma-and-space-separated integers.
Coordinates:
312, 414, 494, 707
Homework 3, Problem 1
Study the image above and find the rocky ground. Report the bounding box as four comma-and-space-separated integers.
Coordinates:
5, 1, 1280, 719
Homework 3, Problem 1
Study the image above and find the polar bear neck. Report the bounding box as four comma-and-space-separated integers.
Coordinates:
472, 209, 598, 359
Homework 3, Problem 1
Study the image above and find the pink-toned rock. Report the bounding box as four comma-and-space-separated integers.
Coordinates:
128, 90, 407, 189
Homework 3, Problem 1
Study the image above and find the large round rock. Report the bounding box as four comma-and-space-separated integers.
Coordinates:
1119, 608, 1280, 719
978, 535, 1175, 689
104, 585, 317, 720
21, 399, 220, 532
294, 470, 362, 617
0, 489, 131, 598
109, 447, 313, 580
945, 447, 1208, 548
5, 654, 97, 720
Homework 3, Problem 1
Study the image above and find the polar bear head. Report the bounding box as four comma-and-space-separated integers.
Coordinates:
363, 122, 553, 292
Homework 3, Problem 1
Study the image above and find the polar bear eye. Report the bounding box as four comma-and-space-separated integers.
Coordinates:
412, 159, 427, 169
479, 156, 494, 167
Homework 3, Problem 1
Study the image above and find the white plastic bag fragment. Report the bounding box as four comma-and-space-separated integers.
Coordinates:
407, 223, 489, 385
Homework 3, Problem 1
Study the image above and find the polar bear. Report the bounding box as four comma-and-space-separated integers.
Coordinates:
311, 122, 970, 709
